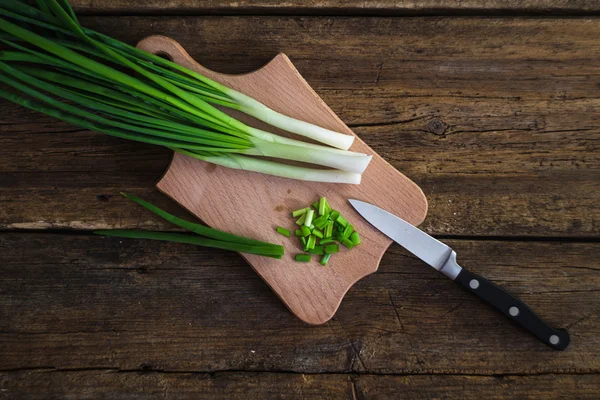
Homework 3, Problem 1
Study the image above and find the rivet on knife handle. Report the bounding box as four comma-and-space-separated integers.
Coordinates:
455, 268, 570, 350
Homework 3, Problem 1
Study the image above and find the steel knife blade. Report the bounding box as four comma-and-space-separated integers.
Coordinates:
349, 199, 570, 350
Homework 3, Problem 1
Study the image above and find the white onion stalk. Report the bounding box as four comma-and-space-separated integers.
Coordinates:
244, 139, 372, 174
176, 150, 362, 184
228, 91, 355, 150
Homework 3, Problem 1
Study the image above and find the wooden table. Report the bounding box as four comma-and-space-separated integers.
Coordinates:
1, 1, 599, 398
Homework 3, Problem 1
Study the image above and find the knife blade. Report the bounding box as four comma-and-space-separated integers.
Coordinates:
349, 199, 570, 350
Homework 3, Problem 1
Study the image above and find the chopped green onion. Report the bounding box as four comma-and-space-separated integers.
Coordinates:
324, 244, 339, 254
292, 207, 309, 217
309, 245, 324, 255
295, 229, 303, 237
300, 225, 312, 237
318, 197, 327, 216
324, 202, 332, 214
330, 210, 340, 221
304, 209, 315, 227
320, 253, 332, 266
350, 231, 361, 246
342, 224, 353, 240
319, 238, 336, 245
312, 229, 324, 239
336, 215, 349, 227
295, 213, 307, 226
300, 236, 307, 247
324, 221, 334, 239
276, 227, 291, 237
341, 238, 354, 249
312, 201, 319, 209
295, 254, 311, 262
306, 235, 316, 250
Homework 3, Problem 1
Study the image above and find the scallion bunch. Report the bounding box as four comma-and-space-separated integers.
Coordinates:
0, 0, 372, 184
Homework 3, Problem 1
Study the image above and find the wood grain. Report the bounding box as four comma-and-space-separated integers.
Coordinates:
70, 0, 600, 15
1, 16, 598, 237
1, 371, 598, 399
1, 234, 597, 374
135, 35, 426, 325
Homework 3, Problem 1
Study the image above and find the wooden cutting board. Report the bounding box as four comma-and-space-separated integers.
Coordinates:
137, 35, 428, 325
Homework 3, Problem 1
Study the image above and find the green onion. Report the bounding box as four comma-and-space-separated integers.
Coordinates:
309, 245, 324, 255
280, 197, 361, 264
350, 231, 361, 246
341, 238, 354, 249
319, 238, 336, 245
312, 215, 328, 229
342, 224, 353, 240
324, 244, 339, 254
336, 215, 349, 227
92, 193, 284, 258
324, 221, 334, 239
318, 197, 327, 216
94, 230, 283, 258
295, 213, 307, 226
0, 0, 373, 184
295, 254, 311, 262
320, 253, 332, 266
306, 235, 316, 250
276, 227, 291, 237
304, 209, 315, 227
292, 207, 309, 217
119, 192, 275, 247
300, 226, 312, 237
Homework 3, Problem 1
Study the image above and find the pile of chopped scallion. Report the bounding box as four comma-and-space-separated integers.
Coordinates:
276, 197, 360, 265
95, 193, 284, 259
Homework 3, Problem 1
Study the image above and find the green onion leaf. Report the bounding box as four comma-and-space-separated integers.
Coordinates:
94, 230, 283, 258
324, 244, 339, 254
350, 231, 361, 246
292, 207, 309, 217
276, 227, 291, 237
320, 253, 332, 266
295, 254, 311, 262
304, 209, 315, 227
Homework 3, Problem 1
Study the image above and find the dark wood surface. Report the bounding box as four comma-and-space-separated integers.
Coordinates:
70, 0, 600, 15
1, 6, 599, 400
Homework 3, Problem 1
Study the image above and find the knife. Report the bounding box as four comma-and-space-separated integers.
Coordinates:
349, 199, 570, 350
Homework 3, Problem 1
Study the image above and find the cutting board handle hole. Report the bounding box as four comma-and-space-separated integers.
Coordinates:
153, 51, 173, 62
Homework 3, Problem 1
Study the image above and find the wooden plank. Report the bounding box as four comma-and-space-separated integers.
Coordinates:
0, 371, 598, 400
1, 16, 599, 237
1, 234, 598, 374
0, 371, 352, 399
70, 0, 600, 15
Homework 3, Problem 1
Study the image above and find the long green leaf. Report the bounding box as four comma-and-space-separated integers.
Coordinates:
0, 64, 249, 149
0, 16, 228, 128
0, 86, 238, 152
94, 230, 284, 258
120, 193, 279, 248
16, 66, 252, 146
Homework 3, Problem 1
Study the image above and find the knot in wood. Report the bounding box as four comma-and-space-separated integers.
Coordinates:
427, 118, 447, 135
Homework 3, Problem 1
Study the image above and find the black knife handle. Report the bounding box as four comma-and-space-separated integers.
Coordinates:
455, 268, 570, 350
